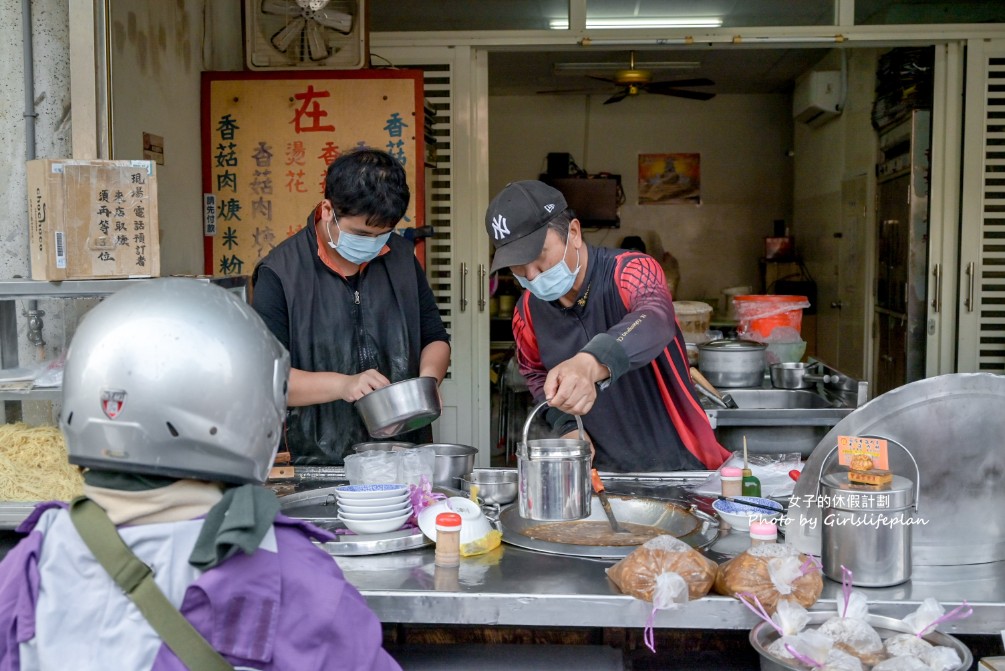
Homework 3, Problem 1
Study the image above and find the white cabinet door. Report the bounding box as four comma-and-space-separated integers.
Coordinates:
958, 39, 1005, 373
377, 46, 493, 463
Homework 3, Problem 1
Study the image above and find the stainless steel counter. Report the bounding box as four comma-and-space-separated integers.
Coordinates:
338, 532, 1005, 635
333, 471, 1004, 636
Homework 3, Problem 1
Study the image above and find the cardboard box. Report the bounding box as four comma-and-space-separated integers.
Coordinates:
27, 159, 160, 280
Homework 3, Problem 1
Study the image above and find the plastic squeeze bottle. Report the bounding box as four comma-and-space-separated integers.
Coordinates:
741, 437, 762, 497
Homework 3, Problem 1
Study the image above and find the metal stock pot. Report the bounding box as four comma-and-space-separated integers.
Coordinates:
697, 339, 767, 388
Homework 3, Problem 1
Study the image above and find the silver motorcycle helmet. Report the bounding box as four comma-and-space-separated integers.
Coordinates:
60, 278, 290, 484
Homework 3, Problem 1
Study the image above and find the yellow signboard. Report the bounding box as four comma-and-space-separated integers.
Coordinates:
202, 70, 424, 275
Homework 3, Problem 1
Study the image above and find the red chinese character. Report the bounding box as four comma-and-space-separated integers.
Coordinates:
290, 85, 335, 133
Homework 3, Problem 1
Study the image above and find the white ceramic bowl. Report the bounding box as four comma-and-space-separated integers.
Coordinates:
417, 496, 493, 544
335, 483, 409, 500
338, 500, 412, 515
339, 502, 414, 518
712, 496, 783, 532
336, 492, 410, 507
339, 510, 411, 535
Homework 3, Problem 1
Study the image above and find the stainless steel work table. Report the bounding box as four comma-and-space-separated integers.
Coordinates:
337, 538, 1005, 636
330, 471, 1005, 637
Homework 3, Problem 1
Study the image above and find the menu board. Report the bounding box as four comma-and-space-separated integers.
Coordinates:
201, 70, 424, 276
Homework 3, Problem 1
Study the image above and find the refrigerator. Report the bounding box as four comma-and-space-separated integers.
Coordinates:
874, 109, 932, 396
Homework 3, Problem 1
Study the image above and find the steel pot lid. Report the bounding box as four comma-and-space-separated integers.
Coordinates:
517, 439, 592, 460
819, 472, 915, 509
698, 338, 767, 352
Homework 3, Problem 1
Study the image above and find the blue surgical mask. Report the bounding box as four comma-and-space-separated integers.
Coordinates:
515, 236, 580, 302
326, 214, 392, 265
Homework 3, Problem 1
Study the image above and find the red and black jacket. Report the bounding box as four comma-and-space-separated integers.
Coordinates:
512, 246, 729, 472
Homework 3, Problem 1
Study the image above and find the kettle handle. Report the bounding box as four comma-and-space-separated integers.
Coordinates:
815, 436, 921, 513
521, 400, 586, 448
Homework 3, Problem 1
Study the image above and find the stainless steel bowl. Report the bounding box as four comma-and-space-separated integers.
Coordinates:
459, 469, 518, 505
354, 377, 441, 438
749, 612, 972, 671
351, 441, 414, 453
418, 443, 478, 487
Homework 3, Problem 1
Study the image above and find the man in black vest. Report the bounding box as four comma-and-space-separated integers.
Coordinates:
252, 149, 450, 465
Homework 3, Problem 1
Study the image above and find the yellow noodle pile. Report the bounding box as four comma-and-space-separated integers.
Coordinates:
0, 423, 84, 501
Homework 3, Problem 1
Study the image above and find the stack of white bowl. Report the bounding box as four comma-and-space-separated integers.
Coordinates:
335, 484, 412, 535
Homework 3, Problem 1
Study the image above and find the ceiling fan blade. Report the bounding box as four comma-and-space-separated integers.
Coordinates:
604, 91, 629, 105
270, 17, 306, 53
261, 0, 302, 18
313, 7, 353, 33
305, 20, 330, 61
536, 87, 615, 95
647, 88, 717, 101
647, 77, 715, 89
587, 75, 620, 85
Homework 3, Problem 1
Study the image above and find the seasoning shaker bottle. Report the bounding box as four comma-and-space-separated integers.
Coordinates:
434, 512, 462, 567
721, 467, 743, 498
749, 520, 778, 547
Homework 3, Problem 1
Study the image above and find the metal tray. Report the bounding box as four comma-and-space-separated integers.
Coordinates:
498, 494, 719, 559
278, 484, 438, 556
314, 527, 431, 557
0, 501, 38, 530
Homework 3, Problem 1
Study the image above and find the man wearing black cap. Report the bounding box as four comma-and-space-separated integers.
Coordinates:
486, 180, 729, 471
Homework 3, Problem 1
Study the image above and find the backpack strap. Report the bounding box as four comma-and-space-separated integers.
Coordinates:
69, 496, 234, 671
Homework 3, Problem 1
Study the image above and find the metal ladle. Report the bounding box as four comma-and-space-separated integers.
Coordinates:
591, 469, 628, 534
690, 367, 739, 409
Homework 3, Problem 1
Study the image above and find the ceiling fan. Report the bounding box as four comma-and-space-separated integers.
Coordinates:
540, 51, 716, 105
245, 0, 367, 70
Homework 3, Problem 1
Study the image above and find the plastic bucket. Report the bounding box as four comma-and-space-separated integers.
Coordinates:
673, 301, 713, 343
733, 295, 808, 341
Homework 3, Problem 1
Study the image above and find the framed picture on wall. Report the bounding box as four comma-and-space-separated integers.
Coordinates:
638, 153, 701, 205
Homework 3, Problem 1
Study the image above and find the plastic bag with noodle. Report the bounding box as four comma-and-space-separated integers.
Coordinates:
871, 655, 931, 671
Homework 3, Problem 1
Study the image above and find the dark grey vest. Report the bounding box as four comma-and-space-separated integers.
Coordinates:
255, 217, 432, 465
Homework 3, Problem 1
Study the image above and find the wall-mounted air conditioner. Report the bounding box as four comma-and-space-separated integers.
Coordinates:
793, 71, 842, 127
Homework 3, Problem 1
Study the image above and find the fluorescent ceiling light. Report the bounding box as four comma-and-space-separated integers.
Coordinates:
549, 17, 723, 30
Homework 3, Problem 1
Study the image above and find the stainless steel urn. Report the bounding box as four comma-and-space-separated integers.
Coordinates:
516, 401, 592, 521
818, 445, 920, 587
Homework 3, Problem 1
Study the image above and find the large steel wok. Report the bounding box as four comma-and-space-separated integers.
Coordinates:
497, 494, 719, 559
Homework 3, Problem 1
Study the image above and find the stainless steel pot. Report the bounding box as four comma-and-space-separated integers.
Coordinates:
459, 468, 518, 505
516, 401, 592, 521
354, 377, 441, 438
750, 612, 972, 671
697, 339, 767, 388
818, 439, 920, 587
769, 362, 838, 390
417, 443, 478, 488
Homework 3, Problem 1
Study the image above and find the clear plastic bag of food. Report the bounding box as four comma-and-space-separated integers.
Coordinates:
398, 445, 435, 486
921, 645, 963, 671
871, 655, 931, 671
606, 535, 717, 604
884, 633, 932, 658
344, 450, 400, 484
607, 535, 719, 653
819, 565, 885, 664
714, 544, 823, 614
785, 629, 865, 671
